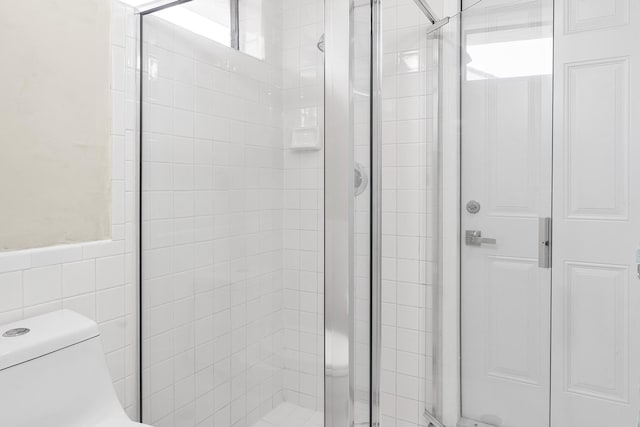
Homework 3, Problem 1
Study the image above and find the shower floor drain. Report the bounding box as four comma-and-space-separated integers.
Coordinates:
2, 328, 30, 338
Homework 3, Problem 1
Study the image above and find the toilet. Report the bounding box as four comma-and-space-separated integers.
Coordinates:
0, 310, 150, 427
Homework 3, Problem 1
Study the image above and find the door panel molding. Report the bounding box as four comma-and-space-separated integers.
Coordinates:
564, 262, 629, 403
565, 0, 630, 34
564, 57, 629, 220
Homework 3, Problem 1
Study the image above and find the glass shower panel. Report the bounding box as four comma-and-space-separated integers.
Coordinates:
459, 0, 553, 425
424, 26, 442, 426
423, 13, 461, 426
323, 0, 373, 424
378, 1, 435, 425
140, 1, 325, 425
281, 0, 325, 416
353, 0, 371, 424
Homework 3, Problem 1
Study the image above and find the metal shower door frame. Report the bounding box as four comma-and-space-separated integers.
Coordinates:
323, 0, 355, 425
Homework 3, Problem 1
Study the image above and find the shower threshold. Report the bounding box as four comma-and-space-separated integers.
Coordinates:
253, 402, 322, 427
457, 417, 497, 427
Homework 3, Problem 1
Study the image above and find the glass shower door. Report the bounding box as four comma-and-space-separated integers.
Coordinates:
459, 0, 553, 425
140, 0, 374, 426
323, 0, 373, 425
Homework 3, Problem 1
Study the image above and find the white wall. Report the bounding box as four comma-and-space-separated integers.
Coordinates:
0, 0, 139, 418
280, 0, 325, 412
0, 0, 113, 251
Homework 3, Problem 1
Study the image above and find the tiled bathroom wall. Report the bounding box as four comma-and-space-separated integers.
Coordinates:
139, 1, 328, 420
0, 0, 139, 418
280, 0, 325, 412
380, 0, 436, 426
140, 6, 287, 426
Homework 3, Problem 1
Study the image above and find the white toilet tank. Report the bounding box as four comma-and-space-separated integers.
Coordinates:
0, 310, 143, 427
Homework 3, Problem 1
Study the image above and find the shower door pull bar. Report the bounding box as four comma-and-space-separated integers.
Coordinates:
539, 217, 552, 269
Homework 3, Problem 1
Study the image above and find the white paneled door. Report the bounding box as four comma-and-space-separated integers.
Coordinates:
461, 0, 640, 426
460, 1, 553, 426
552, 0, 640, 426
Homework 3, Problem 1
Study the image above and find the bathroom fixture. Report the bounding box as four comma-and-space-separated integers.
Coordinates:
466, 200, 481, 214
465, 230, 497, 246
412, 0, 439, 23
291, 126, 323, 151
426, 16, 451, 34
355, 162, 368, 196
424, 408, 446, 427
0, 310, 147, 427
317, 33, 325, 52
538, 217, 552, 268
414, 0, 457, 38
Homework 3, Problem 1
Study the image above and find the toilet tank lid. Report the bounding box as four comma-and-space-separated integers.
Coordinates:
0, 310, 99, 371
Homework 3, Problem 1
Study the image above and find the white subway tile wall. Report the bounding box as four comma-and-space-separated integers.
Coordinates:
380, 0, 436, 426
0, 0, 139, 418
280, 0, 325, 412
140, 4, 287, 425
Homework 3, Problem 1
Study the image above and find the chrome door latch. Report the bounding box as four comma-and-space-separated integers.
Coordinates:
466, 200, 481, 214
539, 217, 552, 269
465, 230, 496, 246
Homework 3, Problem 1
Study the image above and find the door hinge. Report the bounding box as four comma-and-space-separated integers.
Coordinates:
539, 217, 552, 269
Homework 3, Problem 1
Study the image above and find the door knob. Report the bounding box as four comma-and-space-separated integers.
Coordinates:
466, 200, 481, 214
465, 230, 497, 246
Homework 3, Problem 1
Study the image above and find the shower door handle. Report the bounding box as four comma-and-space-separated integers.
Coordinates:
465, 230, 496, 246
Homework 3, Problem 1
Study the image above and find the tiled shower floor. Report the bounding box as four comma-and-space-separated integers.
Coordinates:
253, 403, 323, 427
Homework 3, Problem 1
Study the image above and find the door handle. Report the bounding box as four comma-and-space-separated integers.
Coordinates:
539, 217, 552, 268
465, 230, 496, 246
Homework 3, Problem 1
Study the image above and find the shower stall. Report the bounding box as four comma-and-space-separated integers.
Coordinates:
137, 0, 640, 426
139, 0, 371, 425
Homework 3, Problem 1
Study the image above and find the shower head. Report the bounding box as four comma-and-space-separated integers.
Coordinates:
412, 0, 439, 24
317, 34, 325, 53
